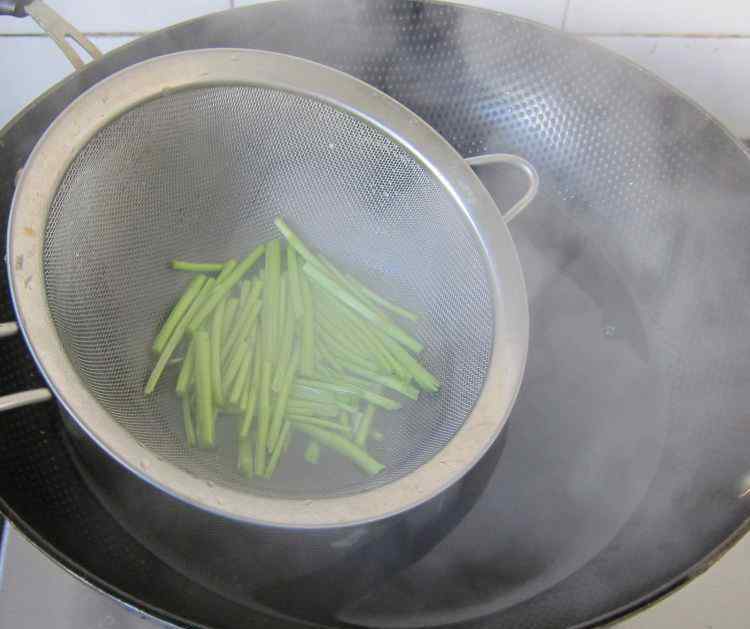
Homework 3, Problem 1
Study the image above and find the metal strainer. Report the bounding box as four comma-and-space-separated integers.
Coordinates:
5, 49, 537, 527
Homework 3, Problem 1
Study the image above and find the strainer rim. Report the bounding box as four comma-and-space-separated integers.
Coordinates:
8, 48, 529, 528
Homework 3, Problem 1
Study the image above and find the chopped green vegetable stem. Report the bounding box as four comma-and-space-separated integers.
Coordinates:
194, 331, 215, 448
222, 280, 263, 361
287, 399, 340, 418
223, 340, 249, 398
297, 378, 401, 411
238, 436, 254, 478
182, 395, 197, 447
216, 259, 238, 284
304, 440, 320, 464
345, 273, 419, 322
262, 240, 281, 362
343, 361, 420, 400
175, 340, 195, 397
268, 347, 300, 451
303, 262, 423, 354
287, 414, 351, 434
152, 274, 207, 354
238, 280, 251, 315
228, 351, 252, 408
287, 246, 304, 320
151, 215, 442, 486
255, 360, 272, 475
300, 272, 315, 376
210, 301, 225, 405
355, 403, 377, 446
221, 297, 240, 346
172, 261, 224, 273
188, 244, 265, 333
240, 349, 261, 438
274, 217, 324, 270
144, 277, 215, 395
265, 421, 291, 478
294, 423, 384, 476
378, 331, 440, 392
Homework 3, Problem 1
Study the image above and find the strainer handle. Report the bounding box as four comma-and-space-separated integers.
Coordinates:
465, 153, 540, 223
1, 0, 102, 69
0, 321, 52, 411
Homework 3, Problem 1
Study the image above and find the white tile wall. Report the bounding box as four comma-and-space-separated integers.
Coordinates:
1, 1, 750, 138
567, 0, 750, 35
414, 0, 566, 28
0, 36, 135, 128
0, 0, 228, 34
0, 7, 750, 629
590, 36, 750, 138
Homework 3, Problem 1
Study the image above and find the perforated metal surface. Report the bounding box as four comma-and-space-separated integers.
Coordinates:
42, 84, 494, 497
4, 1, 750, 628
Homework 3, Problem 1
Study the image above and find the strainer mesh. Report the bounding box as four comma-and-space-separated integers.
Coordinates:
42, 86, 494, 498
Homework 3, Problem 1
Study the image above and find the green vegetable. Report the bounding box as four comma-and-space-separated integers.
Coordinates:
297, 378, 401, 411
149, 215, 442, 486
355, 403, 377, 446
304, 440, 320, 464
238, 436, 254, 478
286, 399, 340, 418
287, 414, 351, 435
287, 246, 304, 320
175, 340, 195, 397
239, 349, 261, 438
273, 217, 324, 270
342, 362, 419, 400
152, 274, 207, 354
210, 301, 225, 405
268, 347, 300, 451
188, 244, 265, 333
222, 279, 263, 361
238, 280, 251, 316
223, 340, 250, 399
316, 321, 381, 373
262, 240, 281, 361
294, 423, 384, 476
255, 360, 272, 475
194, 330, 215, 448
265, 421, 291, 478
345, 272, 419, 322
216, 259, 237, 284
228, 351, 252, 409
292, 383, 336, 402
171, 261, 224, 273
300, 272, 315, 377
145, 277, 215, 395
303, 262, 423, 354
273, 276, 296, 392
182, 395, 197, 447
222, 298, 239, 346
377, 331, 440, 392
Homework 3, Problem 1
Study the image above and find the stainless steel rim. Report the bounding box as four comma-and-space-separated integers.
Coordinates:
8, 49, 529, 527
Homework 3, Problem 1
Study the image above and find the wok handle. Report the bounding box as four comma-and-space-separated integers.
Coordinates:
0, 0, 28, 17
465, 153, 539, 223
1, 0, 102, 69
0, 321, 52, 411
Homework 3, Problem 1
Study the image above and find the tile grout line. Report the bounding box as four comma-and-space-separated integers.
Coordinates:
570, 32, 750, 39
6, 31, 750, 39
0, 32, 147, 37
561, 0, 572, 31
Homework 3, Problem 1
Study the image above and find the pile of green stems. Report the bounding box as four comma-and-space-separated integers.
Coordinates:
145, 217, 439, 480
